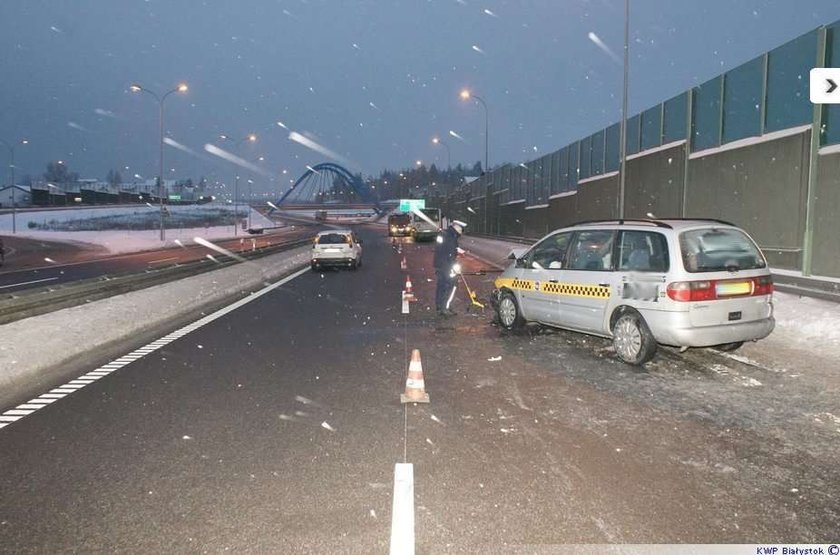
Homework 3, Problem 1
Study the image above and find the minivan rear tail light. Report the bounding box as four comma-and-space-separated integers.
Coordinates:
667, 281, 715, 302
667, 276, 773, 302
753, 275, 774, 296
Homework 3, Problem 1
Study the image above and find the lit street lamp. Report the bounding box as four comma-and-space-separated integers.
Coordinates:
432, 136, 451, 169
459, 89, 489, 173
1, 137, 28, 233
129, 81, 188, 241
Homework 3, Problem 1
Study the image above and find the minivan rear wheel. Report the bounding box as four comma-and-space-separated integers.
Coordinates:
613, 312, 657, 365
714, 341, 744, 352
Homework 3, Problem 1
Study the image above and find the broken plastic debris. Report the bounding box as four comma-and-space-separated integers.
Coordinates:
426, 438, 435, 447
430, 414, 443, 424
182, 435, 192, 440
295, 395, 315, 405
487, 356, 502, 362
321, 421, 336, 432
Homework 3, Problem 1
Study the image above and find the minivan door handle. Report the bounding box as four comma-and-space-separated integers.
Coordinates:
548, 279, 559, 283
598, 283, 610, 287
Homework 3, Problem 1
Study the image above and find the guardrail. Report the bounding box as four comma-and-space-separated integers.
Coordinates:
0, 237, 313, 325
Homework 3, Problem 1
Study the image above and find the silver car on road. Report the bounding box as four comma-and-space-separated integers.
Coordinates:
491, 219, 775, 364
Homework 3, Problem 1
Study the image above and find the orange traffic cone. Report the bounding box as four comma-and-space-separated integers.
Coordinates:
401, 349, 430, 403
403, 276, 416, 302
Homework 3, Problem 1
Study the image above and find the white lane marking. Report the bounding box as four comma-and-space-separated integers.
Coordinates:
0, 266, 310, 431
23, 398, 58, 405
389, 463, 415, 555
148, 257, 178, 265
0, 277, 59, 289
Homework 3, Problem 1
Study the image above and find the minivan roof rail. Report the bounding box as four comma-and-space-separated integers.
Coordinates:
662, 217, 736, 226
571, 217, 737, 229
572, 219, 673, 229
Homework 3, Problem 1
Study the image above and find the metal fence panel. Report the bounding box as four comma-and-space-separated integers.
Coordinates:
765, 29, 817, 133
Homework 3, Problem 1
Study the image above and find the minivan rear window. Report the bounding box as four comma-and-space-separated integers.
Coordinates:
679, 228, 766, 273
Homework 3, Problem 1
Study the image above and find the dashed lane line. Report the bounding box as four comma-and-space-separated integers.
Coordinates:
0, 277, 60, 289
0, 266, 310, 431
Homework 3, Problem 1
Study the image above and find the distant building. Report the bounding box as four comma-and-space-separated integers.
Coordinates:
0, 185, 32, 208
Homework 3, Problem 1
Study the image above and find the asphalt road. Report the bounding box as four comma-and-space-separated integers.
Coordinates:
0, 226, 837, 553
0, 226, 314, 294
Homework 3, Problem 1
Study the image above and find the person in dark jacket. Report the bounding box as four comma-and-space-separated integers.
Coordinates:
433, 219, 466, 316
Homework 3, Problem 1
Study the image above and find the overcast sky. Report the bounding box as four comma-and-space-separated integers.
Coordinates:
2, 0, 840, 193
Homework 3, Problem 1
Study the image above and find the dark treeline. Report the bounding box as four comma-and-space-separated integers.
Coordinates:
366, 161, 482, 200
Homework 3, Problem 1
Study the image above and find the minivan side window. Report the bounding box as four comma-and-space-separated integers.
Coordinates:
567, 230, 615, 271
527, 232, 572, 270
617, 231, 669, 272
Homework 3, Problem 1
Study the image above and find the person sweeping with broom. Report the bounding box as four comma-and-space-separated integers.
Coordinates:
433, 219, 467, 317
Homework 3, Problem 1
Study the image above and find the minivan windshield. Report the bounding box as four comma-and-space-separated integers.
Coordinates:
679, 228, 766, 273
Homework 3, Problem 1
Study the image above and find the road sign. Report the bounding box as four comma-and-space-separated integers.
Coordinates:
809, 68, 840, 104
399, 198, 425, 212
168, 194, 181, 201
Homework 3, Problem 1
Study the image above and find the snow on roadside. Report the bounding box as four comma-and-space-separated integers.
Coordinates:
771, 292, 840, 349
0, 205, 279, 254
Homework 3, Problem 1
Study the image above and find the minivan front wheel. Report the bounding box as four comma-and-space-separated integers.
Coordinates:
612, 312, 657, 365
497, 291, 525, 331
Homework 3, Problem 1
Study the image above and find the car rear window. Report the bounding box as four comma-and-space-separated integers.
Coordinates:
679, 228, 766, 273
318, 233, 350, 245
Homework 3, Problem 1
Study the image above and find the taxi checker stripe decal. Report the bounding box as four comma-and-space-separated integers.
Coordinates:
496, 277, 611, 299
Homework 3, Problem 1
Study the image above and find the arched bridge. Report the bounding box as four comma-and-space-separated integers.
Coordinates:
272, 163, 381, 213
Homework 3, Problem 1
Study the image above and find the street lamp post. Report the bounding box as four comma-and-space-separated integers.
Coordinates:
432, 137, 451, 169
247, 156, 264, 231
1, 138, 28, 234
129, 82, 188, 241
618, 0, 630, 218
220, 133, 257, 235
460, 89, 489, 174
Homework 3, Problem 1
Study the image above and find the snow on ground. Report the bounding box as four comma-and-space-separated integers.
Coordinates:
772, 291, 840, 348
0, 204, 278, 254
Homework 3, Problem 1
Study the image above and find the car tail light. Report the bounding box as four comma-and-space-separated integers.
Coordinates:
667, 276, 773, 302
667, 281, 715, 302
753, 275, 774, 296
